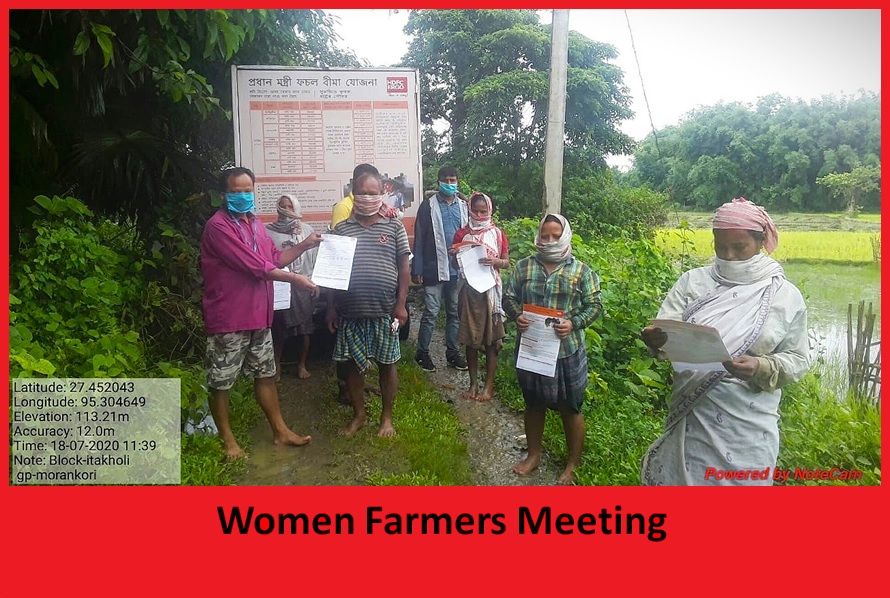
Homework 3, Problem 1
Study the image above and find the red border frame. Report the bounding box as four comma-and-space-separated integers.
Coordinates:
3, 3, 885, 594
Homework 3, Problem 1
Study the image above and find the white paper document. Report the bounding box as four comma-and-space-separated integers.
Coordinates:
274, 267, 291, 310
516, 305, 563, 377
456, 244, 496, 293
311, 234, 358, 290
650, 319, 731, 371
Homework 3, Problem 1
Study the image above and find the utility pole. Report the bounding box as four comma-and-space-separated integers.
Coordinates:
542, 9, 569, 215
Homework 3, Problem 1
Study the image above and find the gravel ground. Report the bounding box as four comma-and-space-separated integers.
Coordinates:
405, 298, 562, 486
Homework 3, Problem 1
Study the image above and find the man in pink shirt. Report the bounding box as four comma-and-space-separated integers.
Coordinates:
201, 167, 321, 460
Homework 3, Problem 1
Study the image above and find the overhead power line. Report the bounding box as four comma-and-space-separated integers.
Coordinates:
624, 10, 662, 159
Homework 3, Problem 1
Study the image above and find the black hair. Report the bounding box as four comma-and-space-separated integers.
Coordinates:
220, 167, 255, 191
543, 214, 563, 226
353, 163, 379, 180
353, 171, 383, 193
437, 165, 459, 180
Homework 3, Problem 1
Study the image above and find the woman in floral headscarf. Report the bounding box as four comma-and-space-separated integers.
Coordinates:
266, 194, 318, 380
640, 197, 809, 486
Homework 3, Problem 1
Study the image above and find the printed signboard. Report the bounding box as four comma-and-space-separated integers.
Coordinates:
232, 66, 423, 236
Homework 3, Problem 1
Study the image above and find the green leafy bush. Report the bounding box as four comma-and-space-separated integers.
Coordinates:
10, 195, 148, 377
9, 195, 214, 430
562, 173, 670, 237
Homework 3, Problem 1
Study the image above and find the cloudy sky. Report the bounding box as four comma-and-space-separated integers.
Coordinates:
329, 9, 880, 164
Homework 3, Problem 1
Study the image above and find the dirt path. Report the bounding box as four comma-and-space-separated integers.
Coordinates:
413, 326, 561, 486
232, 352, 410, 486
234, 308, 561, 486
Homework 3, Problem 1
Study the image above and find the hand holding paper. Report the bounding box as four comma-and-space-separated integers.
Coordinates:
649, 319, 732, 371
722, 355, 760, 380
311, 234, 357, 290
456, 244, 496, 293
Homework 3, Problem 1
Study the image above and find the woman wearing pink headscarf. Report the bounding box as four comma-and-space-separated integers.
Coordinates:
640, 197, 809, 486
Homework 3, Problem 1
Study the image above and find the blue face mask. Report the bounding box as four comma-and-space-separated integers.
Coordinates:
226, 191, 255, 214
439, 182, 458, 196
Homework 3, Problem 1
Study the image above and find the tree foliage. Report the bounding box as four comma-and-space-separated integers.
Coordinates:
628, 93, 881, 212
9, 9, 357, 241
816, 166, 881, 217
10, 196, 148, 378
401, 9, 636, 217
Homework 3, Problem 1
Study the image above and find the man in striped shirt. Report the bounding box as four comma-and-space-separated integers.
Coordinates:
326, 172, 411, 437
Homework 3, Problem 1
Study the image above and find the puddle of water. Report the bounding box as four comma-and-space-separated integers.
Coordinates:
809, 322, 881, 397
233, 362, 346, 486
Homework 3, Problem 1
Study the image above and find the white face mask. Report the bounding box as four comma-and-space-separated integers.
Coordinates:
712, 254, 781, 285
536, 240, 570, 263
469, 215, 492, 229
352, 194, 385, 216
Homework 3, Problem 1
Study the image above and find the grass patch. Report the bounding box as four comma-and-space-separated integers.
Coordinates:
181, 345, 473, 486
181, 379, 261, 486
778, 373, 881, 485
363, 344, 474, 486
656, 229, 878, 263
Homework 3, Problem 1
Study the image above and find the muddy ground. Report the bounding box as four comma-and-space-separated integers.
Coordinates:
234, 301, 562, 486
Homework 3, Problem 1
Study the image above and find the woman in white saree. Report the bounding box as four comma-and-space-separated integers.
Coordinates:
640, 198, 809, 485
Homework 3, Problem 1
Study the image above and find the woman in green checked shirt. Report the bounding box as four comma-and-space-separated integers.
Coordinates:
503, 214, 603, 485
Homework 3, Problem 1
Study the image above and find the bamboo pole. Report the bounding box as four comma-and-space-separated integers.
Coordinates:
847, 303, 854, 392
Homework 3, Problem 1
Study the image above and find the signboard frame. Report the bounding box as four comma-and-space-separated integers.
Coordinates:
231, 65, 423, 236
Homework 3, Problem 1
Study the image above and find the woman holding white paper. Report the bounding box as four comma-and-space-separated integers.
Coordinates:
266, 194, 318, 380
450, 192, 510, 402
640, 198, 809, 486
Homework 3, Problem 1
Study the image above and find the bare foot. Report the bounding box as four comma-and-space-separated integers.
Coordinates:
460, 389, 477, 400
377, 420, 396, 438
557, 467, 577, 485
474, 391, 492, 401
512, 454, 541, 476
339, 415, 368, 436
296, 366, 311, 379
224, 443, 248, 461
273, 430, 312, 447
